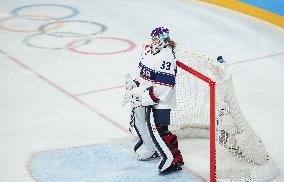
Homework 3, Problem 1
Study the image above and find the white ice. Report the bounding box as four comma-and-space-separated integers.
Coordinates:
0, 0, 283, 181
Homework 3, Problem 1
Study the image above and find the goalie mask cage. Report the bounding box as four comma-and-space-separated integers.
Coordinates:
170, 46, 279, 182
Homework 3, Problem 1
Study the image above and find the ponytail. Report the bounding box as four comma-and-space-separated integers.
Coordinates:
167, 39, 176, 50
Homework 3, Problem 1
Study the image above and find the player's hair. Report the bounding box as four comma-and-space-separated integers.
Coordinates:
167, 39, 176, 50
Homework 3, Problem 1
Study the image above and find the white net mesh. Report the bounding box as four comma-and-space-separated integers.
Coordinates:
170, 46, 279, 181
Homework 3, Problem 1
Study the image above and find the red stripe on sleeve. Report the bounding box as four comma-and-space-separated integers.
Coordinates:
149, 86, 159, 103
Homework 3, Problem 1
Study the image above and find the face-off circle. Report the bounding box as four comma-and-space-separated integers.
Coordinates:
66, 37, 136, 55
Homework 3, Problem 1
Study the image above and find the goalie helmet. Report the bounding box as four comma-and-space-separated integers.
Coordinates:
150, 27, 170, 43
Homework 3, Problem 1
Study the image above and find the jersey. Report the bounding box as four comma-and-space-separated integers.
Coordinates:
136, 44, 177, 109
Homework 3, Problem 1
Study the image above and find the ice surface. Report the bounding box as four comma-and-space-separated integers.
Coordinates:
0, 0, 283, 181
31, 142, 203, 182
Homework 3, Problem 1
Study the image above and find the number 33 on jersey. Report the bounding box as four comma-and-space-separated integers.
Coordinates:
160, 61, 172, 70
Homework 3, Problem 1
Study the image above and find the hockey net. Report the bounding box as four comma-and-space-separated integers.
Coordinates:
170, 46, 279, 182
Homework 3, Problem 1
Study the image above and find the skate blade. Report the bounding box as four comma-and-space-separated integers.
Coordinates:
158, 166, 182, 175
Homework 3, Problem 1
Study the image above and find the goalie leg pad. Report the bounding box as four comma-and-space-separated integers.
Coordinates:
135, 144, 159, 161
158, 128, 184, 167
145, 108, 173, 172
133, 106, 156, 160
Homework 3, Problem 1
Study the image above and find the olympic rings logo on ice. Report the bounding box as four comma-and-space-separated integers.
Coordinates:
23, 20, 108, 50
0, 4, 136, 55
11, 4, 79, 20
67, 37, 136, 55
0, 15, 64, 32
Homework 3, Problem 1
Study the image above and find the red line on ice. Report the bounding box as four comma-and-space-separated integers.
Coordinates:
0, 48, 128, 133
73, 85, 125, 96
229, 51, 284, 65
